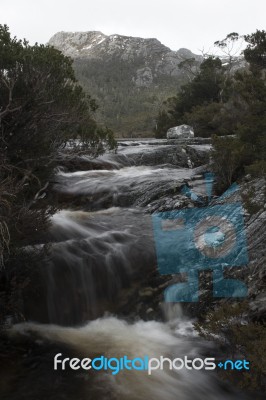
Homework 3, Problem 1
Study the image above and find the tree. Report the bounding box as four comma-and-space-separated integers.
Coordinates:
234, 31, 266, 162
155, 57, 224, 137
0, 25, 115, 170
154, 97, 177, 138
214, 32, 243, 68
211, 135, 249, 190
0, 25, 115, 324
156, 29, 266, 150
214, 32, 245, 102
178, 57, 200, 82
194, 302, 266, 392
244, 30, 266, 71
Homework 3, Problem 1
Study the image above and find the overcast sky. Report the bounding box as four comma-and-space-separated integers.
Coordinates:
1, 0, 265, 54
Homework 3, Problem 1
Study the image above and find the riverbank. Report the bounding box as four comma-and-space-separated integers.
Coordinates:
1, 138, 265, 399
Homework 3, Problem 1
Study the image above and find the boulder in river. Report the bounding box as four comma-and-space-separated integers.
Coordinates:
167, 124, 194, 139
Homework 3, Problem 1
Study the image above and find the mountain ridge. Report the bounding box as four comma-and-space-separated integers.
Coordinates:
48, 31, 202, 137
49, 31, 200, 61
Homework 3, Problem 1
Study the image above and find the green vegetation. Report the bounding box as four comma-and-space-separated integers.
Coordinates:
157, 30, 266, 395
194, 302, 266, 393
242, 183, 265, 215
74, 57, 185, 137
155, 30, 266, 187
154, 56, 225, 138
0, 25, 115, 325
211, 135, 250, 190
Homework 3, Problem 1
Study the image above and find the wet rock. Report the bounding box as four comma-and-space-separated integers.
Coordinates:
124, 177, 265, 326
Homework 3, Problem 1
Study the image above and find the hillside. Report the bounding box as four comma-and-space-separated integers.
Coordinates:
48, 31, 202, 137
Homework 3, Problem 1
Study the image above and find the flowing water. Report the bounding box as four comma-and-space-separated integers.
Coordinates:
3, 139, 249, 400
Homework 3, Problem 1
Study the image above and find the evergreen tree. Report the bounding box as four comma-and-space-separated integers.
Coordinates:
0, 25, 115, 323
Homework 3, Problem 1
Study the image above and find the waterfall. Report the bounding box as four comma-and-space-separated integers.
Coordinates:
4, 139, 246, 400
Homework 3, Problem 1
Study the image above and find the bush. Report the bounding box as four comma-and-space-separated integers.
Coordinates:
211, 135, 250, 191
245, 160, 266, 178
194, 302, 266, 393
0, 25, 115, 325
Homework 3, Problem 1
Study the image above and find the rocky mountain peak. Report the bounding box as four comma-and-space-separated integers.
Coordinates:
48, 31, 108, 57
48, 31, 200, 63
47, 31, 202, 136
48, 31, 173, 60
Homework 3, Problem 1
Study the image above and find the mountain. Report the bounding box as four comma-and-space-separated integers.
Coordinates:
49, 31, 202, 137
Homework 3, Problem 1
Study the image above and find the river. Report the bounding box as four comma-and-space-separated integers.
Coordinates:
2, 139, 251, 400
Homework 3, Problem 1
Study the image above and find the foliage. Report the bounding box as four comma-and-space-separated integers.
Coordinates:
244, 30, 266, 71
241, 182, 265, 215
214, 32, 244, 74
245, 160, 266, 178
154, 57, 224, 137
154, 97, 178, 137
194, 302, 266, 393
74, 57, 184, 137
155, 29, 266, 185
0, 25, 115, 324
178, 57, 199, 81
183, 102, 223, 137
211, 135, 252, 190
155, 30, 266, 153
0, 25, 115, 167
211, 31, 266, 187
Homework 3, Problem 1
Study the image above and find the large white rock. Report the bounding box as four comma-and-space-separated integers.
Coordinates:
167, 124, 194, 139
